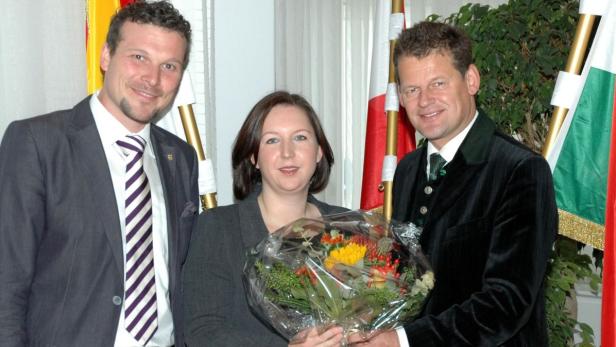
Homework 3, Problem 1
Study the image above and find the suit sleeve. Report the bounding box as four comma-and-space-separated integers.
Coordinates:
404, 156, 557, 346
0, 122, 47, 346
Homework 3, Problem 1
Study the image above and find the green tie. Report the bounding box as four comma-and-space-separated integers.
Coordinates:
429, 153, 447, 182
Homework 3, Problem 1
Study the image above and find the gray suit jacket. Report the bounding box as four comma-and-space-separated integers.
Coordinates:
0, 96, 199, 347
183, 189, 347, 347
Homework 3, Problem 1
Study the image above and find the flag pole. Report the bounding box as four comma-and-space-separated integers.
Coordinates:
178, 104, 218, 210
542, 13, 596, 158
174, 71, 217, 211
382, 0, 404, 221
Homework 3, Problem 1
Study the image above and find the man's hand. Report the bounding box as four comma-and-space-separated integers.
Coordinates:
347, 331, 400, 347
289, 326, 344, 347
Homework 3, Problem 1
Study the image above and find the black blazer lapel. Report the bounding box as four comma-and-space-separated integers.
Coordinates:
68, 97, 124, 273
392, 147, 425, 222
424, 111, 496, 227
425, 157, 481, 225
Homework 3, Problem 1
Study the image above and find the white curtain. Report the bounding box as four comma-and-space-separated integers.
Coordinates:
275, 0, 508, 208
275, 0, 374, 207
0, 0, 86, 138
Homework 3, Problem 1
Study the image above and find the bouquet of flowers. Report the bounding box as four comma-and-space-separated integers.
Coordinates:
243, 210, 434, 343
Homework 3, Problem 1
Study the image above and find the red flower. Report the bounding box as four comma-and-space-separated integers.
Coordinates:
295, 266, 317, 285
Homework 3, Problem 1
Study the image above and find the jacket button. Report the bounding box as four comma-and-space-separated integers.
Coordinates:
112, 296, 123, 306
424, 186, 433, 195
420, 206, 428, 215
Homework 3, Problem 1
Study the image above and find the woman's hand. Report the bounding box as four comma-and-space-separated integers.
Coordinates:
289, 326, 344, 347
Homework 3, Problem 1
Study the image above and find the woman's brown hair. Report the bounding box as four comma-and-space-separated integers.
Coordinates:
232, 91, 334, 200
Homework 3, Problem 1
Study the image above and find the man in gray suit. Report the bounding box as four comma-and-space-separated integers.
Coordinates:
0, 1, 198, 346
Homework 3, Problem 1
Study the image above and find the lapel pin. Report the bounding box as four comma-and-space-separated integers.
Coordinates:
167, 153, 174, 161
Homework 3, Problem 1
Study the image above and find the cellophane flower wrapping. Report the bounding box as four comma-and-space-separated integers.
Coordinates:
243, 210, 434, 343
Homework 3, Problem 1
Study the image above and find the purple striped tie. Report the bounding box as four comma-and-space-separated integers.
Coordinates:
117, 135, 158, 345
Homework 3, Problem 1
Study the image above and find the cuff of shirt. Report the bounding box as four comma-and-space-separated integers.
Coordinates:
396, 326, 410, 347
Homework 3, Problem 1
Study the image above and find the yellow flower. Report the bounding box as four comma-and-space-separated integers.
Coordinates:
324, 242, 367, 270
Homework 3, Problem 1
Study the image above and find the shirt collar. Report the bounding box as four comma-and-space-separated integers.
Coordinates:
427, 110, 479, 163
90, 91, 151, 150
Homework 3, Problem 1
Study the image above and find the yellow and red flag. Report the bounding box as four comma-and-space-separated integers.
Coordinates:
86, 0, 135, 93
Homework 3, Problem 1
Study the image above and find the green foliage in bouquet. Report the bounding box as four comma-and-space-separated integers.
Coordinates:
429, 0, 602, 345
254, 229, 433, 331
255, 261, 311, 313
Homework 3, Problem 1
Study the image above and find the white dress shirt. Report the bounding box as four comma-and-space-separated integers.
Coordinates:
426, 111, 479, 177
91, 93, 174, 347
396, 110, 478, 347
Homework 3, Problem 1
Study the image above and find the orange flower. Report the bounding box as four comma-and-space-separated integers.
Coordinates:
321, 231, 344, 245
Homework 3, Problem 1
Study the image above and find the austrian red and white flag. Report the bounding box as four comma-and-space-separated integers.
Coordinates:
360, 0, 416, 210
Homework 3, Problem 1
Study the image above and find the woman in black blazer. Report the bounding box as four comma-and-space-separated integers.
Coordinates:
183, 91, 347, 347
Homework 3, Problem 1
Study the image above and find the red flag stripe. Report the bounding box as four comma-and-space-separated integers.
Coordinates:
360, 95, 415, 210
602, 81, 616, 347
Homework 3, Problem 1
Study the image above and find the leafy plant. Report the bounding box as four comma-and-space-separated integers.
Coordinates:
430, 0, 602, 345
546, 238, 600, 346
430, 0, 579, 153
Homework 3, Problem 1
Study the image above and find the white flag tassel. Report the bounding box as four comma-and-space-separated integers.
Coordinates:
550, 71, 583, 109
173, 70, 196, 107
385, 83, 400, 112
175, 70, 218, 210
381, 155, 397, 182
542, 8, 598, 158
388, 13, 404, 40
579, 0, 608, 16
199, 159, 217, 194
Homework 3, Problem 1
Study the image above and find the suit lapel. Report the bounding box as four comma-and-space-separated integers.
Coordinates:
238, 189, 270, 250
150, 129, 180, 291
393, 147, 425, 222
68, 97, 124, 273
424, 111, 495, 227
424, 157, 481, 225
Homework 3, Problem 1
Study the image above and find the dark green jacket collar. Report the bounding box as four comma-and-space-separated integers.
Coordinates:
456, 109, 496, 165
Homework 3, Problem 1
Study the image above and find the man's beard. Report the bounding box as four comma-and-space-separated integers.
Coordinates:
119, 98, 170, 125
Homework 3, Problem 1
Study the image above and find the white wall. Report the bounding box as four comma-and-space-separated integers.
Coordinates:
213, 0, 275, 206
575, 281, 602, 345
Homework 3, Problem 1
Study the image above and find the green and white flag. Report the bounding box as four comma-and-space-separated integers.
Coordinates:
548, 6, 616, 342
547, 2, 616, 250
